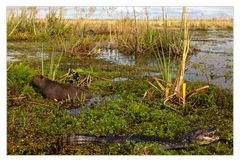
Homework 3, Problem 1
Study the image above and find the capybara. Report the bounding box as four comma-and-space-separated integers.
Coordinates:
32, 75, 91, 100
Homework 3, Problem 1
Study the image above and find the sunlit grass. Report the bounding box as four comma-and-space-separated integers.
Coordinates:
145, 7, 210, 113
7, 7, 233, 155
7, 7, 232, 57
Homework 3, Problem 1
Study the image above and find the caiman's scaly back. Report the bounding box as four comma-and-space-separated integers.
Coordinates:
57, 128, 219, 150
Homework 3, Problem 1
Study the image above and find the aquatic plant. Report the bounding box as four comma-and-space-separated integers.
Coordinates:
43, 8, 70, 38
113, 12, 183, 58
145, 7, 209, 113
7, 7, 233, 155
7, 7, 38, 40
7, 63, 36, 93
7, 7, 232, 42
40, 38, 65, 80
103, 7, 117, 43
58, 67, 99, 87
7, 75, 233, 154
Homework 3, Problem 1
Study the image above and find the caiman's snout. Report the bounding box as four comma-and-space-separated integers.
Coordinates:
195, 128, 220, 145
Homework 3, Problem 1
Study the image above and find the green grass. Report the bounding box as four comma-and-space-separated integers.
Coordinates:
7, 7, 233, 155
6, 7, 189, 58
7, 63, 37, 93
7, 64, 233, 155
7, 7, 233, 59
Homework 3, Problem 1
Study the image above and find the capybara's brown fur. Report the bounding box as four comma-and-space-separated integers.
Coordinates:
32, 75, 91, 100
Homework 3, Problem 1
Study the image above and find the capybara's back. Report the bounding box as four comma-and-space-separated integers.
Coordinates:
32, 75, 91, 100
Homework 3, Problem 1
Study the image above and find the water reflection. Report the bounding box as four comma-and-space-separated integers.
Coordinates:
67, 94, 121, 115
67, 95, 101, 115
96, 30, 233, 89
112, 77, 129, 82
97, 49, 136, 65
7, 30, 233, 89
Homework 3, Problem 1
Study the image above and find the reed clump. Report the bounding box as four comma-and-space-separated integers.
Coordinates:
144, 7, 209, 114
7, 7, 232, 57
7, 7, 38, 40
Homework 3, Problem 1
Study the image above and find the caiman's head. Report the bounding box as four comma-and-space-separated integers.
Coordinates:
183, 128, 219, 145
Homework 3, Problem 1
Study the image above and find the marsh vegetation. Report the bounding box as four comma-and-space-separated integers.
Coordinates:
7, 7, 233, 155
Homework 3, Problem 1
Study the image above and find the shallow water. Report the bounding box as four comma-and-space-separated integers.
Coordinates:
97, 49, 136, 66
67, 95, 101, 115
67, 94, 120, 115
186, 30, 233, 89
7, 30, 233, 89
97, 30, 233, 89
7, 49, 50, 62
112, 77, 130, 82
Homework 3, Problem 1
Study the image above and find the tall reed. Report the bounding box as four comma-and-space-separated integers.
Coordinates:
147, 7, 209, 113
113, 8, 183, 59
7, 7, 38, 40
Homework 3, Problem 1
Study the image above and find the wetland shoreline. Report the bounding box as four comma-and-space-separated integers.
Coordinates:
7, 7, 233, 155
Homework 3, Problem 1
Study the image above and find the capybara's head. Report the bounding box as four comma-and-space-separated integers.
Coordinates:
32, 75, 48, 89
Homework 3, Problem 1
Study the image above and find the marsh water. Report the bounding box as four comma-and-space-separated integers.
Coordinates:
97, 30, 233, 89
8, 30, 233, 91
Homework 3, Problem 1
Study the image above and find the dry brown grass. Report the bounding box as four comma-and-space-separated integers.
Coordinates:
35, 18, 233, 31
64, 18, 233, 30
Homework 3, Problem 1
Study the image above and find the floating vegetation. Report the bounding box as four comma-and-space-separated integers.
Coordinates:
7, 7, 233, 155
